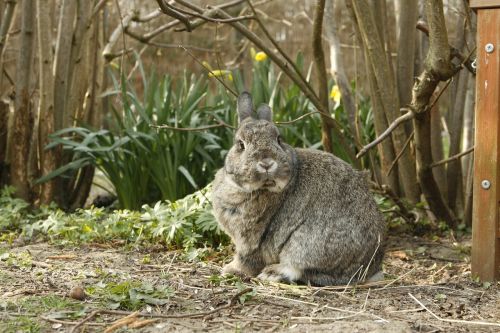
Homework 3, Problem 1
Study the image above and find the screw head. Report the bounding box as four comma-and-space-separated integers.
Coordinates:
481, 179, 491, 189
485, 43, 494, 53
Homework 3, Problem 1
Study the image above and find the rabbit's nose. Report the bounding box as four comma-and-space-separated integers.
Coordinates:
257, 158, 277, 173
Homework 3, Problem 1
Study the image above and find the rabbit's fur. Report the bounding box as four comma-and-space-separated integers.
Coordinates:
212, 92, 386, 286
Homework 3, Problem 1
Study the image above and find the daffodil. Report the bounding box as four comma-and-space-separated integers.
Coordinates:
254, 51, 267, 62
208, 69, 233, 81
330, 85, 341, 104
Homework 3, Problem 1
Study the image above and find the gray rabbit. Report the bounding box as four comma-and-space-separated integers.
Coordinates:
212, 92, 386, 286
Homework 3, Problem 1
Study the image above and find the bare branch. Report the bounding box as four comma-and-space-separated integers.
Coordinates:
245, 0, 318, 103
417, 20, 476, 75
275, 111, 320, 125
156, 0, 192, 31
356, 110, 415, 159
132, 9, 162, 22
102, 13, 133, 61
430, 146, 474, 169
178, 45, 237, 97
151, 122, 235, 131
170, 1, 254, 23
387, 131, 414, 177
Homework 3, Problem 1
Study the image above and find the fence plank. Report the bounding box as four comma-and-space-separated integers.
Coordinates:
472, 8, 500, 281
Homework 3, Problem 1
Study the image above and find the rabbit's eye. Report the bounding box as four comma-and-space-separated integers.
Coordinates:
277, 135, 282, 145
238, 140, 245, 150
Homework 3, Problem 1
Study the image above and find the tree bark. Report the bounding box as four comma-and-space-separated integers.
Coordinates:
446, 69, 468, 212
312, 0, 332, 153
397, 0, 418, 111
36, 0, 57, 204
0, 0, 17, 89
410, 0, 457, 227
324, 0, 358, 143
11, 0, 35, 201
53, 0, 76, 130
349, 0, 418, 201
430, 96, 446, 196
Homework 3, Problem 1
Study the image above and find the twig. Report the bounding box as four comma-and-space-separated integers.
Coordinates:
408, 293, 500, 328
151, 122, 234, 131
291, 311, 365, 321
40, 316, 106, 327
356, 110, 415, 158
275, 111, 320, 125
178, 45, 238, 97
156, 0, 192, 31
169, 1, 254, 23
104, 311, 139, 333
430, 146, 474, 168
379, 267, 416, 290
245, 0, 318, 102
135, 40, 217, 53
387, 131, 414, 177
70, 310, 100, 333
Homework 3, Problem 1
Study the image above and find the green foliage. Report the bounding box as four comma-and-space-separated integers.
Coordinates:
0, 186, 30, 231
21, 186, 228, 251
0, 295, 84, 333
37, 49, 375, 210
39, 64, 229, 209
86, 280, 174, 310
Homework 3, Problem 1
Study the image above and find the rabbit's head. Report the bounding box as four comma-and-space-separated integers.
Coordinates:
224, 92, 295, 193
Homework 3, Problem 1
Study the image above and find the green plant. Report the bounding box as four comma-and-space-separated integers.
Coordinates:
0, 187, 30, 231
38, 63, 228, 209
23, 186, 229, 250
86, 280, 174, 310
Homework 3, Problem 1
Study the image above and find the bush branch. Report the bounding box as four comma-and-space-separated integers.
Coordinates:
430, 146, 474, 168
356, 110, 415, 158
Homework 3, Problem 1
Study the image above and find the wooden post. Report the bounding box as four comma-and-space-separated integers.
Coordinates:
471, 1, 500, 281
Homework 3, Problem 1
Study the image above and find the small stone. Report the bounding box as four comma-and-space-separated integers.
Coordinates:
69, 286, 86, 300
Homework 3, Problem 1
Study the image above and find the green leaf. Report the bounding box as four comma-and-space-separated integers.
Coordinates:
35, 157, 91, 184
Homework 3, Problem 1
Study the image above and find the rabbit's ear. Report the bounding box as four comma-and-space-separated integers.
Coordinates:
257, 104, 272, 122
237, 92, 254, 123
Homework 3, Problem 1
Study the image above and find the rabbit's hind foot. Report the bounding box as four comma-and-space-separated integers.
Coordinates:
257, 263, 302, 284
366, 270, 384, 282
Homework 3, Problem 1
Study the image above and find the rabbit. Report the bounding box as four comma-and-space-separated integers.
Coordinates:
211, 92, 386, 286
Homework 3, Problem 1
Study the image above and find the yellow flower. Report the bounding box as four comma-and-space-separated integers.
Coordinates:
254, 51, 268, 62
208, 69, 233, 81
82, 224, 93, 233
330, 85, 341, 103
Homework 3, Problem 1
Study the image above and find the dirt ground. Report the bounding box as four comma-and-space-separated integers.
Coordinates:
1, 235, 499, 333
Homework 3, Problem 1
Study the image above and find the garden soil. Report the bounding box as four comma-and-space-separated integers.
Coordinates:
1, 235, 499, 332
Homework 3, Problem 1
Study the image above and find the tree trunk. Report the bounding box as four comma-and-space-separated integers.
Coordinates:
0, 0, 17, 90
324, 0, 358, 144
446, 69, 468, 212
53, 0, 76, 131
430, 98, 446, 196
347, 2, 399, 192
312, 0, 333, 153
397, 0, 418, 111
410, 0, 457, 227
349, 0, 418, 202
11, 0, 35, 201
66, 0, 92, 126
0, 100, 8, 186
36, 0, 57, 205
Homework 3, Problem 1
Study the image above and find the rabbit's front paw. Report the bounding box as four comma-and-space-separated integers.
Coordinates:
222, 260, 247, 278
258, 264, 302, 283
